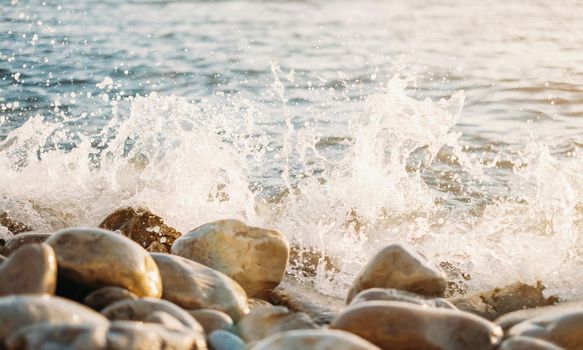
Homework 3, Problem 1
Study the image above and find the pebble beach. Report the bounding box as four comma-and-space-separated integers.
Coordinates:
0, 209, 581, 349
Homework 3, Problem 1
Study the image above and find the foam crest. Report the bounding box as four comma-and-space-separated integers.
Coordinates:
1, 77, 583, 300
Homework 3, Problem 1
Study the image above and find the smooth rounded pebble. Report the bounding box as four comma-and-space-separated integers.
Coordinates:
499, 336, 565, 350
46, 227, 162, 298
0, 295, 108, 346
187, 309, 233, 335
330, 300, 502, 350
495, 300, 583, 332
248, 329, 381, 350
84, 286, 138, 311
0, 244, 57, 296
208, 330, 245, 350
172, 219, 289, 297
238, 305, 318, 342
346, 243, 446, 303
101, 297, 204, 333
0, 232, 51, 256
508, 309, 583, 349
6, 320, 207, 350
151, 253, 249, 322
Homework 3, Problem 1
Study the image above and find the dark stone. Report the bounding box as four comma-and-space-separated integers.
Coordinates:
99, 207, 182, 253
0, 212, 31, 235
84, 286, 138, 311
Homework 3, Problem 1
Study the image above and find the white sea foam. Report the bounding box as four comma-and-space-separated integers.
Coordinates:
1, 77, 582, 300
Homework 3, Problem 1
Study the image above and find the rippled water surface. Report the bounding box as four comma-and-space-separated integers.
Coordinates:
2, 0, 583, 298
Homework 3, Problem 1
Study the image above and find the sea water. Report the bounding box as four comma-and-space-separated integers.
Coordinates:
1, 0, 583, 299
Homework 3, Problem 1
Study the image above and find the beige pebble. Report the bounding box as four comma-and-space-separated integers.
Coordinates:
499, 336, 565, 350
330, 300, 502, 350
172, 219, 289, 297
346, 243, 446, 303
248, 329, 380, 350
508, 309, 583, 349
151, 253, 249, 322
101, 297, 204, 334
46, 227, 162, 298
187, 309, 233, 335
0, 295, 108, 346
496, 300, 583, 332
238, 305, 318, 342
6, 320, 207, 350
350, 287, 456, 309
0, 244, 57, 296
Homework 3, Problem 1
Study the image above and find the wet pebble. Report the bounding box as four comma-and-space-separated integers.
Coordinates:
248, 329, 381, 350
84, 286, 138, 311
46, 227, 162, 298
101, 297, 204, 334
151, 252, 249, 321
99, 207, 181, 253
346, 243, 447, 303
172, 219, 289, 297
0, 244, 57, 296
508, 309, 583, 349
450, 281, 558, 320
330, 300, 502, 350
238, 305, 318, 342
350, 287, 456, 309
0, 295, 108, 346
187, 309, 234, 335
499, 336, 565, 350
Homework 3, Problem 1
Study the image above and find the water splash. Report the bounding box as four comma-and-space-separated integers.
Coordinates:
1, 75, 582, 300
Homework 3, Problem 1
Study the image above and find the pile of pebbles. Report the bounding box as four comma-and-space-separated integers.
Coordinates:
0, 208, 580, 349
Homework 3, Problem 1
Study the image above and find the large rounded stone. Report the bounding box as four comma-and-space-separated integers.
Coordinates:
508, 309, 583, 349
0, 233, 51, 256
151, 253, 249, 321
0, 295, 108, 346
6, 323, 108, 350
330, 301, 502, 350
84, 286, 138, 311
450, 282, 558, 320
99, 207, 182, 253
101, 298, 204, 334
499, 336, 565, 350
187, 309, 233, 335
108, 321, 207, 350
46, 227, 162, 298
171, 219, 289, 297
248, 329, 381, 350
346, 243, 446, 303
238, 305, 318, 342
350, 288, 456, 309
0, 244, 57, 296
6, 321, 207, 350
495, 300, 583, 332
